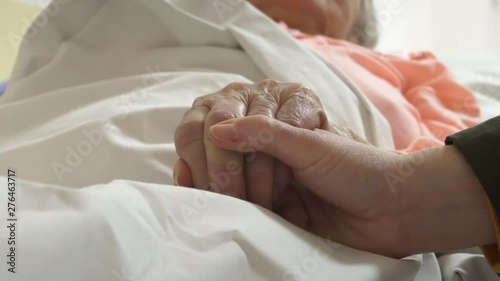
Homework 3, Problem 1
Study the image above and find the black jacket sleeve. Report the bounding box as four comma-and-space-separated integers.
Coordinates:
445, 116, 500, 217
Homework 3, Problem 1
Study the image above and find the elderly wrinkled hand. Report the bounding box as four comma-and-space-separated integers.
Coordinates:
173, 80, 354, 209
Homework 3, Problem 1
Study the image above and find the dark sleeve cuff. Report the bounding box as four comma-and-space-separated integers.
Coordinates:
445, 116, 500, 218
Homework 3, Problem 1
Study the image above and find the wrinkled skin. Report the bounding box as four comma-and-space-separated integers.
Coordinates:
174, 80, 365, 210
249, 0, 362, 41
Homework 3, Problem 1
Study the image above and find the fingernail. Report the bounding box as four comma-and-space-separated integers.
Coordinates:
210, 124, 237, 142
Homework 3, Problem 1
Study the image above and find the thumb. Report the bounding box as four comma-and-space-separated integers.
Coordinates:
209, 116, 399, 216
208, 116, 337, 173
209, 116, 356, 201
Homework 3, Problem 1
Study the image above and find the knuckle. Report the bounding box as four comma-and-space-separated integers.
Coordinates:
298, 84, 314, 94
290, 91, 324, 113
223, 82, 249, 93
248, 91, 279, 111
252, 101, 278, 117
255, 80, 290, 103
290, 82, 306, 90
257, 79, 281, 88
192, 96, 211, 109
280, 83, 322, 105
290, 83, 320, 101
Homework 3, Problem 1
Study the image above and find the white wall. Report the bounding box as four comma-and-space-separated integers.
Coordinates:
374, 0, 500, 55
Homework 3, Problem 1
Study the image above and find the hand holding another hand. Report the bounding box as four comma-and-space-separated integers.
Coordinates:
174, 80, 330, 209
174, 80, 495, 258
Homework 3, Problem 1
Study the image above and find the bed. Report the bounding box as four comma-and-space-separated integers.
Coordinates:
0, 1, 499, 281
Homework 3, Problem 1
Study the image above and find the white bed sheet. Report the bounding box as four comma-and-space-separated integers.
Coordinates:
0, 0, 497, 280
441, 54, 500, 121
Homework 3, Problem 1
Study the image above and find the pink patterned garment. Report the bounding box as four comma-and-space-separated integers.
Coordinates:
285, 25, 481, 152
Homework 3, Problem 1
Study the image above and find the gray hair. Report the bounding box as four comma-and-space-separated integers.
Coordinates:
352, 0, 379, 48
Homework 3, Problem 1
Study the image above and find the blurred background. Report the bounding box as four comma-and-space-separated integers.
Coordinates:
1, 0, 499, 80
374, 0, 500, 56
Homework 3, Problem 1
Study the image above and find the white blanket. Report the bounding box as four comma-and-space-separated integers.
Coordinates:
442, 54, 500, 121
0, 0, 461, 280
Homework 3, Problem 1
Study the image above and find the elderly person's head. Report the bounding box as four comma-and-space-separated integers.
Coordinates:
249, 0, 377, 47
